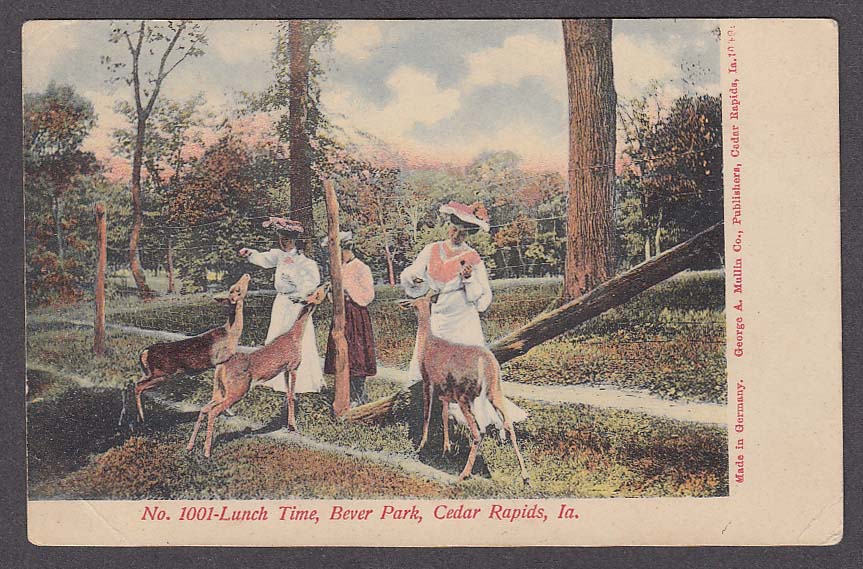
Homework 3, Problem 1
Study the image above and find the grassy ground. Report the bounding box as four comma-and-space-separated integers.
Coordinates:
26, 272, 727, 499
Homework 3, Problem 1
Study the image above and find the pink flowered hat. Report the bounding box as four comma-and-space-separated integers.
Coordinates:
262, 216, 304, 234
439, 201, 490, 232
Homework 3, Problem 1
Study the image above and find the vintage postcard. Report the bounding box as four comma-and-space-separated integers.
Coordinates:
23, 19, 841, 546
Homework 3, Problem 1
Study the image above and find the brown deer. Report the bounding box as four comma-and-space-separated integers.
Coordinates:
126, 273, 252, 423
187, 284, 329, 458
400, 292, 530, 484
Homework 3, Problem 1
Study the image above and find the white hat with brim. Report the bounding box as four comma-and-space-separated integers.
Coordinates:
439, 201, 490, 232
263, 216, 304, 234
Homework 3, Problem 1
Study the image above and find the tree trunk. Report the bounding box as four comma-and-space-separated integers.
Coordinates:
516, 245, 526, 278
288, 21, 315, 254
384, 241, 396, 286
129, 117, 153, 298
654, 208, 664, 257
562, 19, 617, 300
93, 203, 107, 355
53, 194, 64, 263
492, 222, 722, 363
344, 222, 724, 422
324, 180, 350, 416
166, 237, 175, 294
644, 234, 651, 262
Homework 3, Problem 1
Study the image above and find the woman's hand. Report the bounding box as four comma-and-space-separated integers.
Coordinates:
238, 248, 253, 258
460, 262, 473, 280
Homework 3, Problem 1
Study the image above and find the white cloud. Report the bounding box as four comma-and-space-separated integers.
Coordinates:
22, 21, 81, 91
321, 65, 460, 142
206, 21, 276, 65
332, 21, 384, 62
463, 33, 566, 100
612, 33, 682, 99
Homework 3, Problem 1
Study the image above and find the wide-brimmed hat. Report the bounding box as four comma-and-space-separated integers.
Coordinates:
262, 216, 304, 235
439, 201, 490, 232
320, 230, 354, 248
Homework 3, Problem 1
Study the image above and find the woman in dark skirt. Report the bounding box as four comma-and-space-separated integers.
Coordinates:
323, 232, 377, 405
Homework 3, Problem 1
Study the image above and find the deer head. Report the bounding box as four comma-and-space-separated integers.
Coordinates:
214, 274, 252, 305
306, 282, 331, 306
397, 289, 438, 317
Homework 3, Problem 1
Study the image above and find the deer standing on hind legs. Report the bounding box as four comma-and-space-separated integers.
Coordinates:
121, 274, 252, 425
186, 284, 329, 458
399, 291, 530, 484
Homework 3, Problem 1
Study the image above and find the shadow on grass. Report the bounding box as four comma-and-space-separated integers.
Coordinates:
27, 376, 199, 494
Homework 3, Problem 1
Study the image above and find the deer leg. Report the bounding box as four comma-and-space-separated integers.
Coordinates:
204, 399, 234, 458
488, 391, 530, 485
286, 370, 298, 431
458, 399, 482, 481
418, 380, 433, 451
441, 398, 451, 454
134, 376, 150, 422
118, 383, 130, 428
187, 399, 216, 451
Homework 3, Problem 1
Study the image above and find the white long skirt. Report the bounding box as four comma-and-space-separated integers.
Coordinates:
259, 293, 324, 393
407, 294, 527, 433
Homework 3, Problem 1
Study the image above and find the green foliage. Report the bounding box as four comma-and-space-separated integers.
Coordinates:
166, 133, 272, 292
616, 93, 723, 269
24, 82, 99, 304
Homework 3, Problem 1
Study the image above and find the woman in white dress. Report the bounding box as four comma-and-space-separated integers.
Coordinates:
400, 201, 527, 432
238, 217, 324, 394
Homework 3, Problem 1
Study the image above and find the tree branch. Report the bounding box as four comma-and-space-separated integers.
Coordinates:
144, 22, 186, 117
124, 25, 145, 114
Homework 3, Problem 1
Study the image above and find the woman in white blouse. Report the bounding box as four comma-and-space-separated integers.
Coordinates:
401, 201, 526, 431
238, 217, 324, 394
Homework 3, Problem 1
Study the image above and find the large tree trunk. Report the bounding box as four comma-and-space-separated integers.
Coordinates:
288, 21, 315, 253
345, 222, 724, 422
129, 117, 153, 298
562, 19, 617, 300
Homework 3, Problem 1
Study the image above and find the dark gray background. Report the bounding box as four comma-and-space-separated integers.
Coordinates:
3, 1, 860, 567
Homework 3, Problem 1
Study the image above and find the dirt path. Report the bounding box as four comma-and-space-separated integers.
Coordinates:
53, 319, 727, 426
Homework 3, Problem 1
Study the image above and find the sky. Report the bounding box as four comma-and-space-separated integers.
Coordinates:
22, 19, 720, 174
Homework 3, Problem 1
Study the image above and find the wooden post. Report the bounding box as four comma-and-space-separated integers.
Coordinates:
324, 180, 350, 416
94, 203, 107, 355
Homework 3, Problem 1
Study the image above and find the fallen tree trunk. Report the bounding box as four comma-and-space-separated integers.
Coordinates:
345, 222, 724, 422
491, 221, 724, 363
